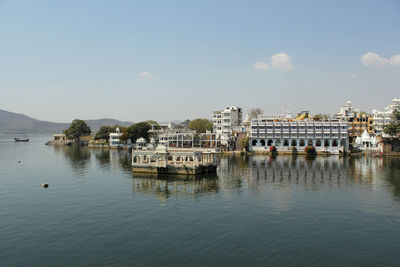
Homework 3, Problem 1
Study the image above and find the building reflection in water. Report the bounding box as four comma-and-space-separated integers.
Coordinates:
131, 174, 218, 203
53, 145, 91, 175
218, 155, 388, 191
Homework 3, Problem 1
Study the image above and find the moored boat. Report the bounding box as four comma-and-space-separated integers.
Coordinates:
14, 138, 30, 142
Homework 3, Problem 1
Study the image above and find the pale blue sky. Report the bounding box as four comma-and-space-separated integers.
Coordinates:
0, 0, 399, 122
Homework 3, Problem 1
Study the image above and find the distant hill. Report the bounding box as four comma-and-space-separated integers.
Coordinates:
0, 109, 134, 133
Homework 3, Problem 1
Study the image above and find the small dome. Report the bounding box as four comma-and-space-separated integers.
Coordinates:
136, 137, 146, 143
155, 144, 168, 153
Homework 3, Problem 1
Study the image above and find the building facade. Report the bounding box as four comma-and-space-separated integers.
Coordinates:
213, 106, 242, 147
334, 101, 359, 121
372, 98, 400, 134
347, 113, 375, 143
249, 119, 348, 154
109, 127, 123, 147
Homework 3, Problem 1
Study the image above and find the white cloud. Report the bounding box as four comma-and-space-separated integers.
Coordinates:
361, 52, 400, 68
253, 62, 270, 70
389, 54, 400, 66
361, 52, 388, 68
350, 74, 356, 78
253, 52, 294, 71
138, 71, 152, 78
271, 53, 294, 70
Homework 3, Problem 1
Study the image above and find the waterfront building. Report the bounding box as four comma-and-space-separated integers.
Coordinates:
213, 106, 242, 148
132, 145, 217, 174
53, 134, 67, 141
372, 98, 400, 134
354, 129, 379, 150
109, 127, 123, 147
249, 118, 348, 154
347, 113, 375, 144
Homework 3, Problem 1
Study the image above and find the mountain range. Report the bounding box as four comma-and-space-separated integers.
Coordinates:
0, 109, 134, 133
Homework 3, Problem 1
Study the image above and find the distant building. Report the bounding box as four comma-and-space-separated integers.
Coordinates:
249, 119, 348, 154
213, 106, 242, 148
109, 127, 123, 147
257, 111, 293, 122
53, 134, 67, 141
348, 113, 375, 143
335, 101, 359, 121
372, 98, 400, 134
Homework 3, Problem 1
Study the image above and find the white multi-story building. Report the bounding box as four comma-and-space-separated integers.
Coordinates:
249, 119, 348, 154
372, 98, 400, 134
213, 106, 242, 147
334, 101, 359, 121
109, 127, 123, 147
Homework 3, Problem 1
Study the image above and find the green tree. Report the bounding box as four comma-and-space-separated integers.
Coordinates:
127, 122, 152, 143
64, 119, 91, 141
189, 118, 213, 133
313, 114, 329, 121
94, 126, 116, 141
384, 109, 400, 136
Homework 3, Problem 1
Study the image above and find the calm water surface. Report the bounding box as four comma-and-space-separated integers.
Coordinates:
1, 134, 400, 266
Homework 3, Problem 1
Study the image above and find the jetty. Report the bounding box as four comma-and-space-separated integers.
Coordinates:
132, 145, 217, 175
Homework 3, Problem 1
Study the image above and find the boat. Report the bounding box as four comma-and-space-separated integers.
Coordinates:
14, 138, 30, 142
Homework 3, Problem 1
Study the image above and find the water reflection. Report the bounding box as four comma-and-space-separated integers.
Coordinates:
132, 175, 218, 202
382, 157, 400, 197
218, 155, 390, 191
51, 144, 400, 199
94, 149, 111, 170
53, 145, 91, 174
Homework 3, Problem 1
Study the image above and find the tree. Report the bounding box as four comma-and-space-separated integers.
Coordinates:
189, 119, 213, 133
237, 135, 249, 151
126, 122, 152, 143
64, 119, 91, 141
249, 108, 263, 119
384, 109, 400, 137
313, 114, 329, 121
94, 126, 116, 141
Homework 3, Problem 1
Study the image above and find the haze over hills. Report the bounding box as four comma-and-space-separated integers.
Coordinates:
0, 109, 134, 133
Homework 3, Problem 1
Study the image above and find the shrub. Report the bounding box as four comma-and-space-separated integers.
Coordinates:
305, 145, 316, 154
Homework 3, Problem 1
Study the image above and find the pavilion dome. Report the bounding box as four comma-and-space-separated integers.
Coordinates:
361, 129, 371, 142
136, 137, 146, 144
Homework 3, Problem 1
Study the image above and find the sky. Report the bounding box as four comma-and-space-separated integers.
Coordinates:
0, 0, 399, 123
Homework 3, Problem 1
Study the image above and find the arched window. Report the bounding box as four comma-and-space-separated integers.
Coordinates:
324, 140, 330, 147
283, 140, 289, 146
168, 156, 173, 161
260, 140, 266, 146
340, 140, 346, 147
332, 140, 338, 147
316, 140, 322, 147
267, 140, 273, 146
252, 139, 258, 146
275, 139, 281, 146
291, 140, 297, 146
299, 140, 305, 146
307, 140, 313, 146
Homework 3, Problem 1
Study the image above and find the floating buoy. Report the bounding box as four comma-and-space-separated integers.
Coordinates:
42, 183, 49, 188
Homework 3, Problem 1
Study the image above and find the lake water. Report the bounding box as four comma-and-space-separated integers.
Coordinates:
1, 134, 400, 266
